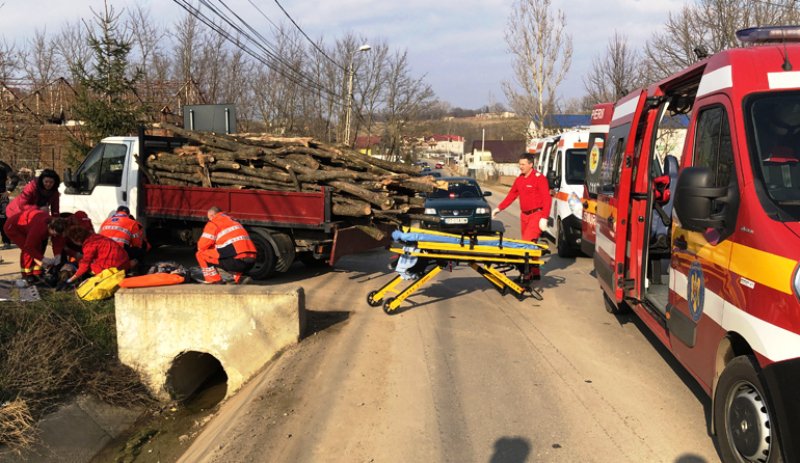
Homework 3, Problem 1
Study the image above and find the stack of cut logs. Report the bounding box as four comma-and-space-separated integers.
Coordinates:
139, 124, 445, 230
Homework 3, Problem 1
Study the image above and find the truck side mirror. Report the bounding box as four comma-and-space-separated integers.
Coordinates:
674, 167, 728, 231
63, 168, 78, 189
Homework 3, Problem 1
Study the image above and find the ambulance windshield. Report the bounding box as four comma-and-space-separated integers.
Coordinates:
747, 91, 800, 220
565, 149, 587, 185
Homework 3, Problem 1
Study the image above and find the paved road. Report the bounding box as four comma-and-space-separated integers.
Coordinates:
176, 186, 720, 463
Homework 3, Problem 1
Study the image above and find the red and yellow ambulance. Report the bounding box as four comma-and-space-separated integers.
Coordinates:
581, 102, 614, 257
594, 26, 800, 462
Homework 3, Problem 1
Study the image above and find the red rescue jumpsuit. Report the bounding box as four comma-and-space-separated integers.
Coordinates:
72, 233, 129, 280
496, 170, 552, 241
4, 208, 54, 277
196, 213, 257, 283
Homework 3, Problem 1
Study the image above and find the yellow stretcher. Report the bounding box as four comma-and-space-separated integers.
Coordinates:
366, 227, 548, 314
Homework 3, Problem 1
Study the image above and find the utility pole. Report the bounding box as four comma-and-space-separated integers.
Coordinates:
344, 44, 371, 147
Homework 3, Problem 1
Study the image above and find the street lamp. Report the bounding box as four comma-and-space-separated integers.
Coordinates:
345, 44, 371, 146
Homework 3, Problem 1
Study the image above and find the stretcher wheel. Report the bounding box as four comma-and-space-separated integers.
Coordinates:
366, 290, 382, 307
382, 297, 396, 315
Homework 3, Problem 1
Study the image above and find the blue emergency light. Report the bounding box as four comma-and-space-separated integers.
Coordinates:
737, 26, 800, 43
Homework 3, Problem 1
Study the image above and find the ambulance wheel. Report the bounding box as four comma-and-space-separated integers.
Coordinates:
249, 229, 277, 280
556, 220, 575, 258
603, 293, 627, 315
366, 290, 382, 307
382, 297, 396, 315
714, 356, 783, 463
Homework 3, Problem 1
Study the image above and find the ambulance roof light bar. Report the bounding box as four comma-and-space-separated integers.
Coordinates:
736, 26, 800, 43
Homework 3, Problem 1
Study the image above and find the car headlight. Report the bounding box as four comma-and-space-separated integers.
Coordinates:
424, 208, 437, 214
568, 193, 583, 216
475, 207, 490, 214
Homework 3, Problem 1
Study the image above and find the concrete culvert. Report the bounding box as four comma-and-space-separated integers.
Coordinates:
165, 351, 228, 404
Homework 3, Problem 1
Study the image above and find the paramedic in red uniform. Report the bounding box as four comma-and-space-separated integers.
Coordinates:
4, 208, 67, 281
196, 206, 256, 284
4, 169, 61, 219
492, 153, 552, 241
99, 206, 149, 268
62, 226, 129, 287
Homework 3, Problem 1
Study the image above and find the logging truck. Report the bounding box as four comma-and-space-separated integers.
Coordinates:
58, 130, 390, 279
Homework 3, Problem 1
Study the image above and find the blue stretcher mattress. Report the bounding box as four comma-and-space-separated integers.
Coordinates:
391, 230, 541, 250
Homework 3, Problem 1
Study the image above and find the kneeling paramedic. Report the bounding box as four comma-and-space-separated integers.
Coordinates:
196, 206, 256, 284
3, 207, 67, 282
61, 226, 129, 289
99, 206, 149, 269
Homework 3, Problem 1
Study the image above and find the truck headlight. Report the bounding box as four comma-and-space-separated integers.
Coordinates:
568, 193, 582, 216
424, 208, 437, 215
475, 207, 490, 214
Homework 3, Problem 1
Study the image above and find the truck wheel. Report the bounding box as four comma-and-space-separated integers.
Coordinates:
714, 355, 783, 463
556, 220, 575, 258
249, 229, 277, 280
268, 231, 295, 273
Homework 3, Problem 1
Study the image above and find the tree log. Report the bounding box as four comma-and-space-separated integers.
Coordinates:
329, 181, 394, 210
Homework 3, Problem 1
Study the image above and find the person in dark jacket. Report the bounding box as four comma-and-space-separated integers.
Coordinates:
4, 169, 61, 220
0, 161, 20, 248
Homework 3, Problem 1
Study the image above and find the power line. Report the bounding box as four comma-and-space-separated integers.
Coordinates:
268, 0, 344, 71
171, 0, 344, 107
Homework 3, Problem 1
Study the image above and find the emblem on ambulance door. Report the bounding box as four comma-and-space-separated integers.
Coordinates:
589, 144, 601, 174
688, 261, 705, 323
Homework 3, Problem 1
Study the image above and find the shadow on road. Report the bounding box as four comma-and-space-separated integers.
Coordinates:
302, 310, 350, 339
616, 309, 715, 448
674, 454, 708, 463
489, 436, 531, 463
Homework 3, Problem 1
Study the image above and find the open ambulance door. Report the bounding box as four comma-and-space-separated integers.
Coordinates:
594, 90, 648, 303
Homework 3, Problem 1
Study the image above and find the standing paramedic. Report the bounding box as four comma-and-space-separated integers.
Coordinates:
196, 206, 256, 284
492, 153, 551, 242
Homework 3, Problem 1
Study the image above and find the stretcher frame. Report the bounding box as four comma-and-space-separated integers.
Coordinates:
366, 227, 547, 314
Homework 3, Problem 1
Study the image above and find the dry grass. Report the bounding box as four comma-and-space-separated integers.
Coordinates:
0, 399, 37, 455
0, 292, 154, 451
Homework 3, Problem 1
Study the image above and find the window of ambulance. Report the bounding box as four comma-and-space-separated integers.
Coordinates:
599, 123, 630, 193
565, 149, 587, 185
745, 92, 800, 221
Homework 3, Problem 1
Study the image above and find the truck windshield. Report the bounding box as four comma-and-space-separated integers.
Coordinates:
746, 91, 800, 221
565, 149, 587, 185
430, 182, 482, 199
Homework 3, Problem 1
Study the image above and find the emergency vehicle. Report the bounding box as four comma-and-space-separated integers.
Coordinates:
594, 26, 800, 463
537, 129, 590, 257
580, 103, 614, 257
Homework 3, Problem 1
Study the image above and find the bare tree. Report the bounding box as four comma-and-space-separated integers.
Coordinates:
503, 0, 572, 138
55, 20, 93, 83
584, 31, 644, 105
0, 38, 20, 82
21, 30, 62, 88
382, 50, 435, 161
644, 0, 800, 80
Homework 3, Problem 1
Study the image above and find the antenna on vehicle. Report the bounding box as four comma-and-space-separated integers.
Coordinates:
782, 29, 793, 71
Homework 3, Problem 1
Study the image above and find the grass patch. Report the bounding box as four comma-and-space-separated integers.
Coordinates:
0, 291, 154, 454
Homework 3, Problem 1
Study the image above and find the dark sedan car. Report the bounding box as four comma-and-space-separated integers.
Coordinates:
422, 177, 492, 233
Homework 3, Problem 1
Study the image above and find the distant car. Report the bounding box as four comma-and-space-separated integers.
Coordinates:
423, 177, 492, 233
421, 166, 432, 173
435, 162, 444, 169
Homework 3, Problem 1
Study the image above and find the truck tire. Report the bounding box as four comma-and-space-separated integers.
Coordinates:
714, 355, 783, 463
268, 231, 295, 273
249, 228, 277, 280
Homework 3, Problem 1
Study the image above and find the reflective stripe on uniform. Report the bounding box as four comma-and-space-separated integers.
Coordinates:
201, 232, 215, 240
110, 237, 129, 244
216, 235, 252, 249
216, 225, 242, 239
101, 225, 133, 236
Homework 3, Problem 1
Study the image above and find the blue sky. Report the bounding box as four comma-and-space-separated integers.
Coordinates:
0, 0, 684, 109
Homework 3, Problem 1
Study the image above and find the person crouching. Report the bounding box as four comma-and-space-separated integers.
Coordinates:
196, 206, 256, 284
61, 226, 129, 288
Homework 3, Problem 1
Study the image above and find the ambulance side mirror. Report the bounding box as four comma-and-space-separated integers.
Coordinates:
674, 167, 728, 232
547, 171, 559, 189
